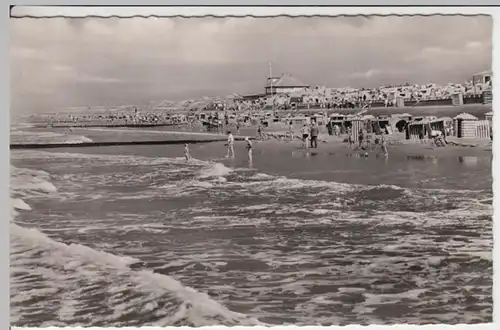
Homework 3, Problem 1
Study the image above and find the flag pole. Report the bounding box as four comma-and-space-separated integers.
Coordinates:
269, 62, 274, 113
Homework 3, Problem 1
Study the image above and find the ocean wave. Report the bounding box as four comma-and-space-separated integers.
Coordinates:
10, 148, 493, 325
11, 150, 492, 210
63, 135, 93, 144
10, 224, 260, 327
198, 162, 233, 179
11, 150, 208, 167
11, 166, 57, 198
10, 122, 36, 131
9, 162, 261, 327
10, 130, 94, 144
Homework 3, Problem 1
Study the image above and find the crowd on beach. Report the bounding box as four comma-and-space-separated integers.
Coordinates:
44, 75, 492, 129
233, 79, 492, 112
38, 73, 491, 164
45, 107, 195, 128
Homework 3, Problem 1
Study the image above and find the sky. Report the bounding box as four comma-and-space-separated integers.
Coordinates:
10, 15, 492, 114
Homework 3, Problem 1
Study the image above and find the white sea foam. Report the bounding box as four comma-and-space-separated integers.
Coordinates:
10, 223, 261, 327
63, 135, 94, 144
10, 147, 493, 325
9, 158, 261, 327
198, 162, 233, 178
248, 173, 275, 180
10, 122, 36, 131
11, 198, 32, 211
11, 150, 210, 168
10, 130, 94, 144
10, 166, 58, 198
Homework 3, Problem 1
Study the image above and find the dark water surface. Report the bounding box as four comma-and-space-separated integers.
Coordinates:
10, 127, 493, 327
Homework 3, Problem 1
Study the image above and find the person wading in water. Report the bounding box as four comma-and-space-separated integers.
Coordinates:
289, 121, 294, 139
245, 137, 253, 165
184, 143, 192, 162
225, 131, 235, 159
300, 124, 309, 149
379, 134, 388, 157
358, 129, 365, 149
257, 124, 264, 140
310, 121, 319, 148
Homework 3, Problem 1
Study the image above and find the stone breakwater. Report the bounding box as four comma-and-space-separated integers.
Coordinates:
10, 133, 253, 150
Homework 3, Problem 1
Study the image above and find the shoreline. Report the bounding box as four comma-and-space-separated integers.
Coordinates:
11, 129, 492, 159
258, 131, 492, 158
24, 103, 493, 129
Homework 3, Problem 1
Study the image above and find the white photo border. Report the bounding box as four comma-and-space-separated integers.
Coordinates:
4, 2, 498, 330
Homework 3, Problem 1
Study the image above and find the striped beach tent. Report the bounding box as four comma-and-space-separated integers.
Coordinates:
483, 88, 493, 105
453, 113, 478, 138
485, 111, 493, 123
476, 120, 491, 139
350, 117, 365, 143
407, 119, 431, 140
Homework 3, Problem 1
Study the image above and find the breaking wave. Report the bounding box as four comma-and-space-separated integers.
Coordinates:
10, 130, 93, 144
10, 163, 261, 327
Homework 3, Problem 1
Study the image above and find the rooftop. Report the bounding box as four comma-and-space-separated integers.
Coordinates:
266, 73, 310, 88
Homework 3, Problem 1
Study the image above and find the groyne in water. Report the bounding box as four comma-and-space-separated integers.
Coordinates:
10, 137, 250, 150
35, 122, 189, 129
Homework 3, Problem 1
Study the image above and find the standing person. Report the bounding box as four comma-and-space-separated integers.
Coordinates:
379, 134, 388, 157
440, 127, 448, 145
289, 121, 294, 139
184, 143, 192, 161
300, 124, 309, 149
358, 129, 364, 149
365, 133, 372, 150
310, 121, 319, 148
257, 123, 264, 140
245, 137, 253, 164
236, 121, 241, 134
326, 120, 333, 136
226, 131, 235, 159
418, 129, 424, 143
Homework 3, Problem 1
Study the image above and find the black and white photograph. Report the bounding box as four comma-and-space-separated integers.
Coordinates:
9, 8, 493, 327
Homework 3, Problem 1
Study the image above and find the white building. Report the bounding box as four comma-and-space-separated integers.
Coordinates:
265, 73, 310, 95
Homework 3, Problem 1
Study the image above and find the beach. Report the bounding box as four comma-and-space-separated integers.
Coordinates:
10, 119, 493, 326
9, 12, 494, 328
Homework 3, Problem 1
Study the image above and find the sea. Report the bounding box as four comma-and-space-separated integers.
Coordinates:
10, 116, 493, 327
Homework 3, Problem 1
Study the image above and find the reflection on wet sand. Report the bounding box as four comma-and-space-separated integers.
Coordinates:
291, 150, 488, 167
458, 156, 479, 166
